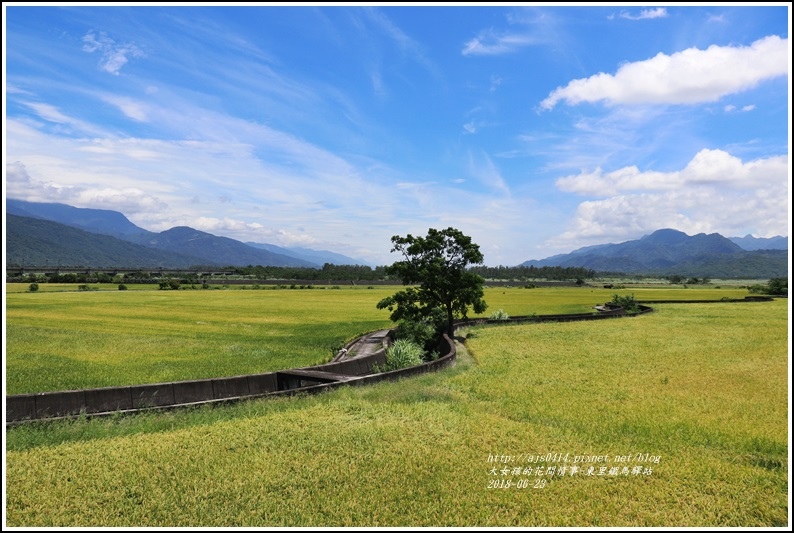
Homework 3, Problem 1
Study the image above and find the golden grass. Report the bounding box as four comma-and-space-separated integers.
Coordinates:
5, 294, 788, 527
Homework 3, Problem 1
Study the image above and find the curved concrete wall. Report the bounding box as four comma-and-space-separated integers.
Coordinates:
5, 333, 455, 425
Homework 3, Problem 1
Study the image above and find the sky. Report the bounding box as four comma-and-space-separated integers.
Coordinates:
3, 3, 791, 267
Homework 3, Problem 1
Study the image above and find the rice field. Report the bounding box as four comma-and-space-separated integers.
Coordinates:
5, 285, 395, 394
5, 283, 752, 394
5, 284, 788, 527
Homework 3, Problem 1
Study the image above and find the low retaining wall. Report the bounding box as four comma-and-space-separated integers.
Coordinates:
5, 333, 454, 425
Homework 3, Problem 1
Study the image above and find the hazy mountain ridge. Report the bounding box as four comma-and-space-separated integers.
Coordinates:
7, 198, 154, 239
6, 214, 214, 268
728, 234, 788, 250
245, 242, 370, 267
124, 227, 316, 268
520, 228, 788, 278
6, 199, 362, 268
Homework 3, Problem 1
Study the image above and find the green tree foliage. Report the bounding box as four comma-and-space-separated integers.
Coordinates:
767, 277, 787, 295
377, 227, 488, 338
748, 278, 788, 295
610, 293, 640, 313
469, 264, 596, 281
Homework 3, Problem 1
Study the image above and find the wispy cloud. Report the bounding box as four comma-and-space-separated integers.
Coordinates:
724, 104, 757, 113
468, 151, 510, 195
21, 101, 109, 137
462, 29, 538, 56
101, 95, 150, 122
82, 31, 144, 75
541, 35, 788, 110
615, 8, 668, 21
363, 7, 440, 78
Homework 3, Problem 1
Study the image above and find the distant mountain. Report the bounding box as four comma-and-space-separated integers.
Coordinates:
729, 234, 788, 251
6, 198, 153, 239
5, 198, 358, 268
246, 242, 370, 266
520, 228, 789, 278
6, 214, 213, 268
125, 227, 317, 268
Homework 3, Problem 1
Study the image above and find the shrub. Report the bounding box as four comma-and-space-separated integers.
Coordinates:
767, 278, 787, 296
28, 283, 39, 293
158, 279, 181, 290
489, 309, 510, 321
396, 318, 440, 352
748, 278, 788, 296
610, 293, 639, 313
377, 339, 425, 372
118, 284, 128, 291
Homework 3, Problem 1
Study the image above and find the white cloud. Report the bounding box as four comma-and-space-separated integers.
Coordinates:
490, 74, 504, 92
618, 8, 668, 21
462, 29, 537, 56
82, 31, 144, 75
556, 166, 679, 195
541, 35, 789, 110
724, 104, 756, 113
102, 95, 150, 122
557, 149, 786, 196
549, 150, 789, 250
468, 151, 510, 195
19, 102, 109, 137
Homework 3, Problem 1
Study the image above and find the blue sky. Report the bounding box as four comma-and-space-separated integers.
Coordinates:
3, 3, 791, 266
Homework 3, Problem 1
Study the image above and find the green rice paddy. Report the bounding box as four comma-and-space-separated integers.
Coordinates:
4, 284, 789, 526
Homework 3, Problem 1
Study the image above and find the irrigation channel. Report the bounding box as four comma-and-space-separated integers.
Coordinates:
4, 297, 775, 425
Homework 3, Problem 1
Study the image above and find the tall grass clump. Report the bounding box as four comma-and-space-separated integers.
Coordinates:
489, 308, 510, 320
378, 338, 425, 372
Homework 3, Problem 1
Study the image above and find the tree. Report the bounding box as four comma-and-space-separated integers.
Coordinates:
377, 227, 488, 338
767, 277, 787, 295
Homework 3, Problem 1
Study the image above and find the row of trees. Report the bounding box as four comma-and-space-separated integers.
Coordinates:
469, 265, 597, 281
230, 263, 389, 281
229, 263, 597, 282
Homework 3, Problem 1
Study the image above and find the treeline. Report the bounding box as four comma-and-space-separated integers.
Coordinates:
469, 265, 597, 281
229, 263, 390, 281
229, 263, 599, 281
10, 263, 602, 284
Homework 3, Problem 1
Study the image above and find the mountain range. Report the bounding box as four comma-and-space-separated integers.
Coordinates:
6, 199, 370, 268
5, 199, 789, 277
520, 228, 788, 278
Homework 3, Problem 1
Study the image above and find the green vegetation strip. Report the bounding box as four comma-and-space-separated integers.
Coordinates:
5, 292, 786, 527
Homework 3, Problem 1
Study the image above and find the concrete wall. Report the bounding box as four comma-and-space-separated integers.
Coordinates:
5, 333, 455, 424
6, 371, 281, 423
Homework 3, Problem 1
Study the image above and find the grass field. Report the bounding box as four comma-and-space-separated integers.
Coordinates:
5, 285, 396, 394
5, 285, 788, 527
5, 283, 753, 394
